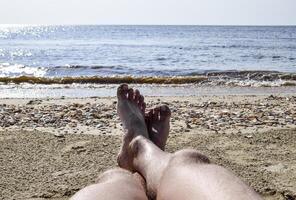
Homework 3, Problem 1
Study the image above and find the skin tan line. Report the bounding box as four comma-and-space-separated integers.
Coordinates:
71, 84, 262, 200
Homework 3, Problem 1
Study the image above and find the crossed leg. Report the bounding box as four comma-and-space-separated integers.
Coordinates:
71, 84, 171, 200
116, 84, 262, 200
72, 84, 262, 200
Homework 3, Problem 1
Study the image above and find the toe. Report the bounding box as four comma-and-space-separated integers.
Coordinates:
152, 107, 160, 121
117, 84, 129, 99
139, 95, 144, 104
134, 89, 140, 103
148, 109, 154, 118
145, 112, 150, 127
128, 88, 134, 100
138, 95, 144, 108
160, 105, 171, 121
141, 102, 146, 114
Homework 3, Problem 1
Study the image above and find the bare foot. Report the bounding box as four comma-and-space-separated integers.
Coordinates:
145, 105, 171, 150
117, 84, 148, 171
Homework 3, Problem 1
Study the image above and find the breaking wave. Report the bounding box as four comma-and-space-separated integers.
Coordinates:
0, 70, 295, 87
0, 63, 47, 77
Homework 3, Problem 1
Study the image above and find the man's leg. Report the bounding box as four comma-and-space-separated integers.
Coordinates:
70, 84, 168, 200
70, 168, 148, 200
116, 84, 262, 200
129, 136, 262, 200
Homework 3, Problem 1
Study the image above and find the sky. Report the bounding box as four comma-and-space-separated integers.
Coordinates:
0, 0, 295, 25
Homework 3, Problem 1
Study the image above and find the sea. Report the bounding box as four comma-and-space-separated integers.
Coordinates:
0, 25, 296, 98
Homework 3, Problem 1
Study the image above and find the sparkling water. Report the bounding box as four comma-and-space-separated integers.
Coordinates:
0, 25, 296, 77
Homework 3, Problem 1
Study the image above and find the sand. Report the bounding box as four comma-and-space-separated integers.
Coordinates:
0, 95, 296, 200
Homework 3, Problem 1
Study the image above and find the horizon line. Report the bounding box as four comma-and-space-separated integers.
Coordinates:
0, 23, 296, 27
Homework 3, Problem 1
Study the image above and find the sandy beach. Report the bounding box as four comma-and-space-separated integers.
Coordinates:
1, 95, 296, 200
1, 2, 296, 199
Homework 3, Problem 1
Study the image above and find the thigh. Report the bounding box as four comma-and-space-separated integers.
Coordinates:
157, 150, 262, 200
71, 168, 148, 200
156, 150, 210, 200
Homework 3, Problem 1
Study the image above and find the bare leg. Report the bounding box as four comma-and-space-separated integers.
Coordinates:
71, 168, 148, 200
117, 84, 149, 171
71, 85, 171, 200
129, 136, 262, 200
71, 84, 150, 200
117, 84, 262, 200
116, 83, 172, 166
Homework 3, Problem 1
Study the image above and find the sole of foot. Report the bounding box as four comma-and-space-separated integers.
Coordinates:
116, 84, 149, 171
145, 105, 171, 150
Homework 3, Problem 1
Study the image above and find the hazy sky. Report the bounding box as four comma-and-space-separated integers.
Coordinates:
0, 0, 295, 25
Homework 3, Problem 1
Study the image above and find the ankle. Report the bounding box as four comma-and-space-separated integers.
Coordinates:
129, 135, 147, 157
129, 136, 172, 199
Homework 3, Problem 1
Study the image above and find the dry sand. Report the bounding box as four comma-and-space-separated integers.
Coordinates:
0, 95, 296, 200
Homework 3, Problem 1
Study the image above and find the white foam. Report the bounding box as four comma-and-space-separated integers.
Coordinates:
0, 63, 47, 77
223, 79, 296, 87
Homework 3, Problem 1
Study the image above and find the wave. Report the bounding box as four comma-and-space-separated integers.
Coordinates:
203, 71, 296, 87
0, 63, 47, 77
0, 71, 296, 87
0, 63, 203, 77
0, 76, 207, 84
0, 63, 296, 87
54, 65, 121, 69
205, 70, 296, 81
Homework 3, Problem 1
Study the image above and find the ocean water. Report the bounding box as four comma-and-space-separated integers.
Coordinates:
0, 25, 296, 78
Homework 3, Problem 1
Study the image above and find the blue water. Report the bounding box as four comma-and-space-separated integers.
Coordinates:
0, 25, 296, 77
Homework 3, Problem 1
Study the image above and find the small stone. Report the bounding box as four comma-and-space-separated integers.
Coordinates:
7, 117, 16, 125
54, 133, 65, 138
27, 100, 41, 105
69, 123, 77, 128
185, 122, 192, 129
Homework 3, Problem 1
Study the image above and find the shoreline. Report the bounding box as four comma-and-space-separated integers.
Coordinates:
1, 84, 296, 99
1, 95, 296, 200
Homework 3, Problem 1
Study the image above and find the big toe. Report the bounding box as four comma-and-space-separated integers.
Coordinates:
117, 84, 129, 100
152, 107, 160, 121
160, 105, 171, 121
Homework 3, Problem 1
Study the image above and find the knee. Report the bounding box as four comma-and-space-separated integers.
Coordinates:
169, 149, 210, 166
95, 168, 133, 184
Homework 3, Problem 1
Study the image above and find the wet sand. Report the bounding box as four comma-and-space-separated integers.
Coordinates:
1, 84, 296, 98
0, 95, 296, 200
